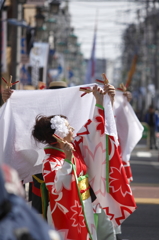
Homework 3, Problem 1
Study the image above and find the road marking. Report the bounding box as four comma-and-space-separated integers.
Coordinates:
131, 183, 159, 187
136, 152, 152, 157
131, 150, 159, 158
135, 198, 159, 204
131, 160, 159, 166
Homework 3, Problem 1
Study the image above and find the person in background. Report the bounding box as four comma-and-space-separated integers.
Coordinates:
0, 164, 62, 240
1, 81, 67, 221
48, 81, 67, 89
144, 105, 159, 149
1, 81, 67, 102
31, 81, 67, 220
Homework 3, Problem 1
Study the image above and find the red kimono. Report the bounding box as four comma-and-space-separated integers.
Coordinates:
42, 103, 136, 240
43, 146, 96, 240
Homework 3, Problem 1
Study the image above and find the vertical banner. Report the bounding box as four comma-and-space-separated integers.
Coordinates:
19, 37, 31, 87
1, 10, 7, 73
29, 42, 49, 87
84, 25, 96, 84
48, 52, 65, 83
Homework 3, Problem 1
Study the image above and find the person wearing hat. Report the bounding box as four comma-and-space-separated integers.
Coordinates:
49, 81, 67, 89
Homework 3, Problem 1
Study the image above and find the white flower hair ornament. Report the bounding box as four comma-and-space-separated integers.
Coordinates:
50, 116, 69, 139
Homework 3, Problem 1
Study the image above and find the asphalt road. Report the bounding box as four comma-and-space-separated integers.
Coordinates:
118, 148, 159, 240
119, 203, 159, 240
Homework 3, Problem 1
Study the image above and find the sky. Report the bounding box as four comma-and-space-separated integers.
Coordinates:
69, 1, 147, 60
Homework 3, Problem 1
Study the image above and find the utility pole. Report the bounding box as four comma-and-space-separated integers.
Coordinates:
10, 0, 18, 89
9, 0, 24, 89
0, 1, 6, 106
0, 9, 2, 105
16, 2, 23, 89
145, 0, 149, 110
153, 3, 158, 107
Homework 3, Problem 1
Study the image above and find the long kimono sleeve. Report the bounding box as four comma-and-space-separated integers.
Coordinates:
74, 103, 109, 195
42, 153, 92, 240
74, 94, 136, 227
42, 155, 72, 194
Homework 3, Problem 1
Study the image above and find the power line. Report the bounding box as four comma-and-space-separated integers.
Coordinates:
69, 0, 145, 59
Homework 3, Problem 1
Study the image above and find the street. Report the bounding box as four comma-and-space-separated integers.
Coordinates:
119, 147, 159, 240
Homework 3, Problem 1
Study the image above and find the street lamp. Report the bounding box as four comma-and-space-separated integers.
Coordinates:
56, 42, 67, 53
45, 18, 57, 32
34, 12, 45, 28
49, 0, 61, 14
76, 52, 83, 63
35, 26, 48, 42
68, 34, 77, 45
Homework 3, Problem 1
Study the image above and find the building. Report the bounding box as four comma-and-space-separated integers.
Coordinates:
121, 3, 159, 119
0, 0, 85, 105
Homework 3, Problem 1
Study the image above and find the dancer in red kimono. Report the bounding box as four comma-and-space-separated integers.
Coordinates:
32, 84, 136, 240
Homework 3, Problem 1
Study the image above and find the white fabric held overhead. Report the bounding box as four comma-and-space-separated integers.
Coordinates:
0, 84, 117, 183
114, 91, 144, 162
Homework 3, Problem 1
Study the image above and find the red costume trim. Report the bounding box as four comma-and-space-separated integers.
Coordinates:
32, 185, 41, 197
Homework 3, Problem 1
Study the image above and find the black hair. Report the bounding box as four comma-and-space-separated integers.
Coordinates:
32, 114, 67, 145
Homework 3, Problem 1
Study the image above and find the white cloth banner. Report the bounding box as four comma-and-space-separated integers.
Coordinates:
0, 84, 117, 183
29, 42, 49, 86
114, 90, 144, 162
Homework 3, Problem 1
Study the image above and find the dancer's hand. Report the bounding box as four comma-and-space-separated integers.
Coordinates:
61, 141, 74, 160
123, 91, 132, 102
93, 85, 104, 106
104, 84, 115, 105
2, 89, 13, 102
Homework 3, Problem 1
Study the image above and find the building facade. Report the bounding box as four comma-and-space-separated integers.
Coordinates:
0, 0, 85, 105
121, 4, 159, 120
